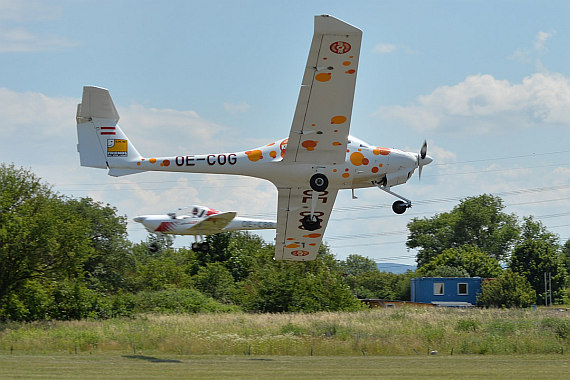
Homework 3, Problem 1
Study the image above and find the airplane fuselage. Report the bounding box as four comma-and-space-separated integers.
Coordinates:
115, 135, 424, 190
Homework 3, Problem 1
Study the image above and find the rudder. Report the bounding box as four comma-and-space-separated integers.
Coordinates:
76, 86, 142, 174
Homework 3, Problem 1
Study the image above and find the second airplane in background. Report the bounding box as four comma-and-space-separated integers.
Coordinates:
134, 205, 276, 252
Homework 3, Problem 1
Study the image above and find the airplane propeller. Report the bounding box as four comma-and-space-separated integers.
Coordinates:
417, 140, 428, 180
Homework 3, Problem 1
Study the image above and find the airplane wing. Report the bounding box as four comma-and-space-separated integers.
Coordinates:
283, 15, 362, 165
274, 187, 338, 261
189, 211, 237, 235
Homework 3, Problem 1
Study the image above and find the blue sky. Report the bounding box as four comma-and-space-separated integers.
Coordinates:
1, 0, 569, 265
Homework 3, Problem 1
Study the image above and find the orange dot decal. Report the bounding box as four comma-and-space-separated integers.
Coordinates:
345, 69, 356, 74
245, 150, 263, 162
331, 116, 347, 124
309, 243, 317, 246
333, 169, 337, 172
350, 152, 365, 166
362, 158, 369, 165
137, 162, 141, 166
343, 61, 351, 66
302, 140, 318, 151
315, 73, 331, 82
342, 173, 350, 178
149, 158, 157, 164
303, 233, 322, 238
160, 159, 170, 167
372, 167, 379, 173
267, 142, 275, 146
373, 147, 391, 156
333, 141, 342, 146
286, 243, 300, 249
270, 151, 277, 158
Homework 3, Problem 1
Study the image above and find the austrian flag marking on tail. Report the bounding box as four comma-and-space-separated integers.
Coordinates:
100, 126, 116, 135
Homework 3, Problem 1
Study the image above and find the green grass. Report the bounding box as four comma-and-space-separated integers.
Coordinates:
0, 354, 569, 379
1, 307, 569, 356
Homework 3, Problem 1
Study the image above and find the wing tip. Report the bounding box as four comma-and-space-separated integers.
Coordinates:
314, 14, 362, 35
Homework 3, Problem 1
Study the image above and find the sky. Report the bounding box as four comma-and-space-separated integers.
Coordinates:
1, 0, 569, 266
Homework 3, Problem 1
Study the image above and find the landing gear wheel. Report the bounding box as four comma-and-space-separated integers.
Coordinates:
149, 243, 159, 253
392, 200, 408, 215
301, 214, 321, 231
200, 242, 210, 252
310, 173, 329, 192
192, 242, 200, 251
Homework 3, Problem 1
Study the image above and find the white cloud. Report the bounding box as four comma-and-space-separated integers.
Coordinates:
376, 72, 570, 134
373, 43, 397, 54
0, 0, 58, 21
0, 1, 76, 52
511, 30, 555, 71
0, 26, 77, 52
534, 31, 553, 52
223, 101, 251, 114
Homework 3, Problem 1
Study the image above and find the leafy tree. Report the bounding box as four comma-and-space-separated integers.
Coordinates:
418, 265, 469, 278
340, 254, 378, 276
237, 246, 361, 312
0, 164, 93, 303
193, 262, 236, 303
407, 194, 519, 266
223, 232, 274, 282
347, 270, 403, 300
416, 245, 503, 278
130, 245, 196, 291
509, 218, 567, 304
477, 270, 536, 308
63, 197, 133, 292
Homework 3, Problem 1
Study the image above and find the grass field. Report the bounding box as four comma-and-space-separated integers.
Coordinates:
1, 354, 569, 379
2, 307, 569, 357
1, 307, 569, 378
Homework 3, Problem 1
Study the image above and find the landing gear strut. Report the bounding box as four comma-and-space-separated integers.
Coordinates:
374, 181, 412, 214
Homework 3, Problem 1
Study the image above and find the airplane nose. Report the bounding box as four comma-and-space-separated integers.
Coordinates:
133, 216, 145, 223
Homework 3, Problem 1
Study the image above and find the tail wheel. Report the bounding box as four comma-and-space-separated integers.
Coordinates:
302, 214, 321, 231
310, 173, 328, 192
392, 200, 408, 214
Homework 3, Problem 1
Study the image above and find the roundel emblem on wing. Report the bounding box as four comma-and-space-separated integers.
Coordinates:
280, 138, 288, 158
291, 250, 310, 257
330, 41, 351, 54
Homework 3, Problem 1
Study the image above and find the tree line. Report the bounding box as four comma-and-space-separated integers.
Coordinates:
1, 163, 569, 321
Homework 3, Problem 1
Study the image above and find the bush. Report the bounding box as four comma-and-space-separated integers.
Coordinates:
477, 270, 536, 308
134, 288, 239, 314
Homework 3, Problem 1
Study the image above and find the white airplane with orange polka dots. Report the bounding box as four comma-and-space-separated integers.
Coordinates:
76, 15, 432, 261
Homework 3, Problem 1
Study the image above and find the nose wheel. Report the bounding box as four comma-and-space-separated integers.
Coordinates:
392, 200, 411, 215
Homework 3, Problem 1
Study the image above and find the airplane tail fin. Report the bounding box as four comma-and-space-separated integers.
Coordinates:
76, 86, 143, 176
